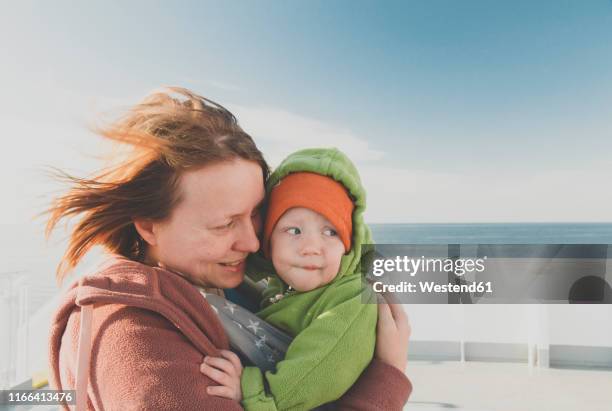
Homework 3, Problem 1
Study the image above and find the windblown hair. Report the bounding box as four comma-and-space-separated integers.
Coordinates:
46, 87, 269, 283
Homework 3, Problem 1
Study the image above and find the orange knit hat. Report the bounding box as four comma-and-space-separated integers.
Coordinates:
263, 172, 354, 258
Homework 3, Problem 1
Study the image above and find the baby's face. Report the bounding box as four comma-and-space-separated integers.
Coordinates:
270, 207, 346, 292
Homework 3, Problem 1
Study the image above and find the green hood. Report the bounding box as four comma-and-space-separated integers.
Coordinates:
248, 147, 372, 285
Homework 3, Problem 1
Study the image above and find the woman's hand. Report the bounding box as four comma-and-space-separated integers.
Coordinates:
375, 294, 411, 372
200, 350, 244, 402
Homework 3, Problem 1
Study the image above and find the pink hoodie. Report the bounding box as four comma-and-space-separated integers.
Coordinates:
49, 258, 411, 410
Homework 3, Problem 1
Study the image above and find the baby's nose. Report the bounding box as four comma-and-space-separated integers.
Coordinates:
300, 234, 322, 255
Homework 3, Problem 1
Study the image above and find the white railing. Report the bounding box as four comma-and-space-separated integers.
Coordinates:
0, 271, 29, 389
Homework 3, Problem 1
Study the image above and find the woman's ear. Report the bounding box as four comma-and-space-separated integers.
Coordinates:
133, 219, 158, 246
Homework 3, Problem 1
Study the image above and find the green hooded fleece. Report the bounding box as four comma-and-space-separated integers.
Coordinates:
241, 147, 377, 411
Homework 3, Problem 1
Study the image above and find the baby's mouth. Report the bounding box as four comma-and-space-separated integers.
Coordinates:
301, 265, 321, 271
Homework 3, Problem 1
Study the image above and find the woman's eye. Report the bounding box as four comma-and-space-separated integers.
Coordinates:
216, 220, 234, 230
323, 228, 338, 237
287, 227, 301, 235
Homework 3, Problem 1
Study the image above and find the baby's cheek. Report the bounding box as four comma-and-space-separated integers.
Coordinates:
325, 268, 339, 284
272, 256, 290, 277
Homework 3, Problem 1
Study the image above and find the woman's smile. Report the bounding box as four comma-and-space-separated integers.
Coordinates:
219, 258, 247, 272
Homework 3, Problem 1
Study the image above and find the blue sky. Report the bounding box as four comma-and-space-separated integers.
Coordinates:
1, 0, 612, 224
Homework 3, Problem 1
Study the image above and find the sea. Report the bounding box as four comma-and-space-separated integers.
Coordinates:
369, 223, 612, 244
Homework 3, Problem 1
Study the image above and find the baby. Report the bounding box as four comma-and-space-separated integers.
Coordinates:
203, 148, 377, 410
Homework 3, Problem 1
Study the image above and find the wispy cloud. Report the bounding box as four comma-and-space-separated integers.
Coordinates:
229, 103, 612, 222
3, 90, 609, 225
229, 104, 385, 166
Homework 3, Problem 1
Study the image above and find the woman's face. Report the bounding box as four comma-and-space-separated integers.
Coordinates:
145, 159, 265, 289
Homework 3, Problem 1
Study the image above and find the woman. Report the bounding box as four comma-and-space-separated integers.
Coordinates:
47, 87, 412, 410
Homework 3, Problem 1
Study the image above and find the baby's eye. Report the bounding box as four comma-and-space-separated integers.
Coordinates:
323, 228, 338, 237
287, 227, 302, 235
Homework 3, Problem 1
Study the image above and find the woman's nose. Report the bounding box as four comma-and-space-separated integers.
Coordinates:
234, 218, 260, 253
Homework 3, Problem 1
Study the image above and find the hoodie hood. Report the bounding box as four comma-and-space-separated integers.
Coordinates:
49, 258, 229, 399
249, 147, 372, 285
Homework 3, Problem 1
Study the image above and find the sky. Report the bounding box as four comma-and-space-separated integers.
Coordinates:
1, 0, 612, 227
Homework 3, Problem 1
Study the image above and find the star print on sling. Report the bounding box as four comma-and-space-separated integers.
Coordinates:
255, 335, 267, 348
224, 302, 237, 314
247, 320, 261, 335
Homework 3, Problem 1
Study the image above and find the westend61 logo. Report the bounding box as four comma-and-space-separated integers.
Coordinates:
371, 255, 487, 277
